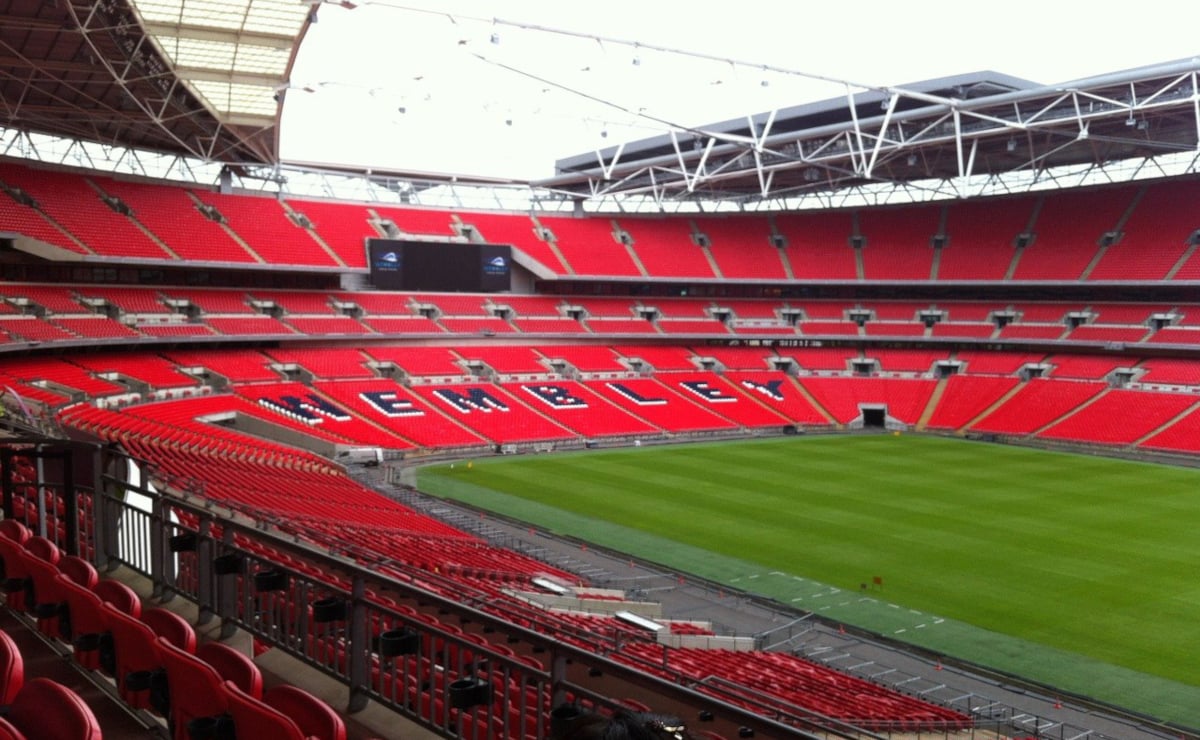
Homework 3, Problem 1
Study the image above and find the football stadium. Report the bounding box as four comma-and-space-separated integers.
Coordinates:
0, 2, 1199, 740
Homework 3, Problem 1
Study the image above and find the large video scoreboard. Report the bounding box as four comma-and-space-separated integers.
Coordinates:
366, 239, 512, 293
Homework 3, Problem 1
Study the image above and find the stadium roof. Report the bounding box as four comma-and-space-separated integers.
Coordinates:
0, 0, 311, 164
0, 1, 1198, 209
541, 60, 1200, 204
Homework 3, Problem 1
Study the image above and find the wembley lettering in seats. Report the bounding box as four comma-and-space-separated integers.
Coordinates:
359, 391, 425, 417
433, 387, 510, 414
679, 380, 736, 403
739, 378, 786, 401
258, 394, 353, 425
522, 384, 588, 409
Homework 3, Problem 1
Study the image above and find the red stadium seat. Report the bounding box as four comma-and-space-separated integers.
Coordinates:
0, 629, 24, 705
263, 684, 348, 740
0, 520, 30, 545
20, 539, 66, 634
6, 678, 102, 740
57, 556, 98, 589
94, 579, 142, 620
54, 575, 110, 670
101, 601, 165, 710
0, 536, 31, 610
0, 717, 24, 740
156, 636, 230, 740
222, 680, 308, 740
197, 641, 262, 699
142, 607, 196, 654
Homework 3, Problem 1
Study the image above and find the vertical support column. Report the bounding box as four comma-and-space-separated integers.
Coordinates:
218, 528, 239, 640
149, 491, 166, 600
0, 448, 13, 521
91, 446, 110, 569
63, 448, 79, 556
347, 575, 369, 713
196, 516, 214, 626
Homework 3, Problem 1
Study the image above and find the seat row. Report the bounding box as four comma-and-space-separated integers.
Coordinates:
5, 160, 1200, 280
0, 629, 101, 740
0, 519, 348, 740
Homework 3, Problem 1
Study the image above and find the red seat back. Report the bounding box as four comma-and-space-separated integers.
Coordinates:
143, 607, 196, 654
223, 680, 305, 740
22, 536, 59, 564
156, 636, 229, 740
0, 537, 31, 607
7, 678, 102, 740
57, 556, 98, 589
0, 716, 26, 740
0, 520, 30, 544
197, 641, 262, 700
0, 629, 24, 705
265, 684, 348, 740
94, 579, 141, 620
54, 574, 106, 635
101, 601, 163, 699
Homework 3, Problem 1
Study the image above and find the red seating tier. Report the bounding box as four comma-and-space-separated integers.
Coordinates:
611, 345, 696, 371
1012, 189, 1131, 280
858, 205, 938, 280
692, 215, 787, 279
1039, 389, 1197, 445
1087, 181, 1200, 281
455, 210, 567, 273
371, 205, 455, 237
163, 289, 255, 314
537, 215, 642, 277
205, 316, 297, 336
796, 377, 936, 425
95, 177, 257, 263
71, 353, 200, 389
665, 373, 791, 428
263, 348, 376, 379
581, 377, 738, 432
3, 165, 171, 260
284, 316, 373, 335
456, 346, 548, 374
1135, 358, 1200, 385
617, 218, 714, 278
869, 349, 948, 373
1141, 406, 1200, 453
938, 198, 1036, 280
968, 379, 1107, 435
0, 184, 88, 254
954, 350, 1044, 375
312, 379, 487, 448
534, 345, 627, 372
511, 317, 588, 334
1045, 354, 1131, 379
723, 372, 830, 425
285, 198, 378, 269
411, 383, 576, 443
774, 212, 857, 279
513, 380, 661, 437
164, 349, 282, 382
924, 375, 1021, 431
584, 318, 660, 335
361, 346, 465, 377
191, 191, 337, 267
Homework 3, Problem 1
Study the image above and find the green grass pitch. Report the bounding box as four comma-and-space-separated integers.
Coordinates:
417, 434, 1200, 725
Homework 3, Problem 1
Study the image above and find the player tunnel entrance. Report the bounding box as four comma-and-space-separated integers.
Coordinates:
852, 403, 903, 431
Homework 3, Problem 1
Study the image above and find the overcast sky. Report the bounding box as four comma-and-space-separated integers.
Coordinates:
280, 1, 1199, 181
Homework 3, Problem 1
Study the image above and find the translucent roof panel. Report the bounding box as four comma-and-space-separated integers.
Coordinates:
131, 0, 310, 123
